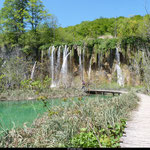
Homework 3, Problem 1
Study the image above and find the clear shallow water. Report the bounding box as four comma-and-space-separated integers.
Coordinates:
0, 95, 112, 131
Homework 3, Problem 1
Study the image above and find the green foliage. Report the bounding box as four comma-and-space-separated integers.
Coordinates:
20, 79, 32, 89
1, 0, 29, 44
122, 36, 147, 45
20, 76, 51, 91
43, 76, 52, 88
70, 119, 126, 148
63, 17, 116, 40
28, 0, 50, 31
0, 0, 54, 58
71, 129, 99, 148
58, 15, 144, 43
0, 74, 6, 92
31, 80, 42, 89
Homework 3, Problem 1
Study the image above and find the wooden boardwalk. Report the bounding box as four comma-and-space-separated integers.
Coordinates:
85, 90, 150, 147
84, 89, 127, 96
120, 93, 150, 147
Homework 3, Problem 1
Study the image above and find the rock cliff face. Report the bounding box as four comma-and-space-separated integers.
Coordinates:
0, 37, 145, 88
46, 41, 143, 87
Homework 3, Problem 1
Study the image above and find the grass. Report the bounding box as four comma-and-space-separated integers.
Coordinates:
0, 91, 140, 148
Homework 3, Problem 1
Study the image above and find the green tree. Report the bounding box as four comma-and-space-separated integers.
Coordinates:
1, 0, 29, 44
117, 16, 141, 37
25, 0, 51, 59
0, 9, 4, 45
28, 0, 50, 31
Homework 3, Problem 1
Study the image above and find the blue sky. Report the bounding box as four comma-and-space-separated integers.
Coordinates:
0, 0, 150, 27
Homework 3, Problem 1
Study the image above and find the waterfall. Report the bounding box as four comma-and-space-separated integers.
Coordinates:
56, 46, 61, 72
115, 47, 124, 86
98, 52, 101, 70
88, 57, 92, 80
78, 46, 83, 80
69, 48, 72, 73
82, 45, 85, 80
30, 61, 37, 80
61, 45, 68, 75
60, 45, 71, 85
56, 46, 61, 85
51, 46, 56, 87
46, 44, 127, 88
116, 47, 120, 65
48, 46, 56, 88
48, 45, 71, 87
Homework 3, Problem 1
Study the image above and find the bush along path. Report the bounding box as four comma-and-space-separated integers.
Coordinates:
120, 93, 150, 147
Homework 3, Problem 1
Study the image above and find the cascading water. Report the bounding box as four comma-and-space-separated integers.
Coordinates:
60, 45, 71, 85
115, 47, 124, 86
78, 46, 83, 80
61, 45, 68, 74
48, 46, 56, 88
47, 44, 125, 87
82, 45, 85, 80
30, 61, 37, 80
98, 52, 102, 70
56, 46, 61, 71
69, 48, 72, 73
88, 56, 92, 80
56, 46, 61, 85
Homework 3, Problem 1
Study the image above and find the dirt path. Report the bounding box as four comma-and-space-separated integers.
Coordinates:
120, 93, 150, 147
